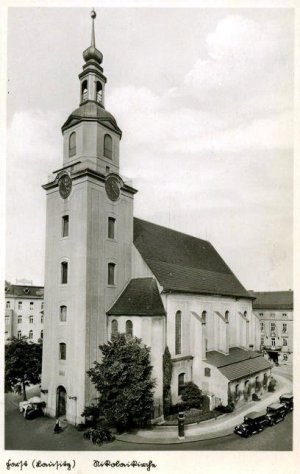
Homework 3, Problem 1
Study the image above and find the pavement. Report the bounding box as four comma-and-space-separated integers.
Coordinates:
115, 369, 292, 444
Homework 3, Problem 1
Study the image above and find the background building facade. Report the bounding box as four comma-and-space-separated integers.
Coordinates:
250, 291, 293, 364
5, 281, 44, 343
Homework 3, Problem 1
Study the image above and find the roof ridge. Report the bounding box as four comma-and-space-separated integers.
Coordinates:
134, 216, 210, 244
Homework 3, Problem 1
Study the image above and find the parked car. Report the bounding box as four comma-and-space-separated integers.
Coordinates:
265, 403, 287, 425
234, 411, 267, 437
25, 405, 44, 420
19, 401, 32, 413
279, 393, 293, 412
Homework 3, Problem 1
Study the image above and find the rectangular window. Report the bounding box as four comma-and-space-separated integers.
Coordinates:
282, 338, 287, 346
6, 301, 10, 309
18, 302, 22, 310
282, 313, 287, 317
271, 337, 276, 347
204, 368, 211, 377
260, 322, 264, 331
41, 302, 44, 310
61, 262, 68, 284
29, 315, 33, 323
108, 217, 116, 239
62, 215, 69, 237
59, 343, 66, 360
259, 312, 263, 317
18, 315, 22, 324
30, 302, 34, 310
260, 335, 264, 346
5, 316, 9, 324
108, 263, 115, 285
282, 323, 287, 333
41, 314, 44, 324
270, 322, 276, 332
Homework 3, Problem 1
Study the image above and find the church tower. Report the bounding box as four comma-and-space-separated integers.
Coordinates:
41, 11, 137, 424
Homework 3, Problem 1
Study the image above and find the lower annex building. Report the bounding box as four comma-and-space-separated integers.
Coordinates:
41, 11, 272, 424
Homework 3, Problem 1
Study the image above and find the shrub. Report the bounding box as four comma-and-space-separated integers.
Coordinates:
76, 423, 87, 432
83, 427, 115, 445
252, 393, 260, 401
180, 382, 202, 410
215, 402, 235, 413
81, 404, 101, 427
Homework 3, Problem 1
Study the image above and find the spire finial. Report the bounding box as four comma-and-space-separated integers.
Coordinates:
91, 9, 96, 47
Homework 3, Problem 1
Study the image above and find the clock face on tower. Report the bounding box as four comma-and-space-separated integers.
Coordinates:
105, 176, 120, 201
58, 174, 72, 199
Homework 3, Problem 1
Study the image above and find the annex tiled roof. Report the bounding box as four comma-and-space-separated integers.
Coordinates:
133, 218, 251, 299
206, 347, 272, 381
107, 278, 166, 316
249, 291, 293, 310
4, 283, 44, 298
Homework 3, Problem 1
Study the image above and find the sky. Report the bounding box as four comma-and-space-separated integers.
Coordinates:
5, 6, 294, 291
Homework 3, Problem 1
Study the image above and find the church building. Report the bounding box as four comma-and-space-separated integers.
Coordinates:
41, 12, 272, 424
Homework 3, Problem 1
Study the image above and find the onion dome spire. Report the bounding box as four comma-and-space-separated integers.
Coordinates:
83, 9, 103, 65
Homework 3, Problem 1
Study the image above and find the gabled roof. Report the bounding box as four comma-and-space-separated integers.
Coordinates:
206, 347, 272, 381
249, 291, 293, 310
61, 101, 122, 136
133, 218, 251, 299
107, 278, 166, 316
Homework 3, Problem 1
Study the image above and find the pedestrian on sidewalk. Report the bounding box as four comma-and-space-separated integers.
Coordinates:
54, 419, 61, 434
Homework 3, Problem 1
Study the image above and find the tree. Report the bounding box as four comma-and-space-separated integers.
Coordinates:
180, 382, 203, 409
87, 333, 155, 432
5, 337, 42, 400
163, 346, 172, 416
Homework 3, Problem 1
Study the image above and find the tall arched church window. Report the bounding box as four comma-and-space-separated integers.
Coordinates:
111, 319, 118, 339
108, 263, 115, 285
60, 305, 67, 322
178, 373, 185, 395
69, 132, 76, 157
202, 310, 207, 325
126, 320, 133, 339
104, 134, 112, 159
81, 80, 88, 101
96, 81, 102, 103
175, 310, 181, 355
225, 311, 229, 323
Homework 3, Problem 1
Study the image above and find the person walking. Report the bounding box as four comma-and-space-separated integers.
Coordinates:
54, 419, 61, 434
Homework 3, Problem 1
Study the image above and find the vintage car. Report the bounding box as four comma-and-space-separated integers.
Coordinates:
279, 393, 293, 412
234, 411, 267, 437
265, 403, 287, 425
25, 405, 44, 420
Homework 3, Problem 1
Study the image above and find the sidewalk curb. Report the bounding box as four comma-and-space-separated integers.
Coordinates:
115, 371, 292, 445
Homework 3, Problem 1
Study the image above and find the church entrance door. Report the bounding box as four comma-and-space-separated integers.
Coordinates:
56, 386, 67, 417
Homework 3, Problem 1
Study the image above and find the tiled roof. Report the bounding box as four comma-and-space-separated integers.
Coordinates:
133, 218, 251, 299
206, 347, 272, 381
249, 291, 293, 310
107, 278, 166, 316
5, 283, 44, 298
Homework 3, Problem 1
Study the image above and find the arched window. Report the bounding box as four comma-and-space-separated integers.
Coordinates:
126, 320, 133, 339
6, 301, 10, 309
18, 330, 22, 339
62, 215, 69, 237
61, 262, 68, 284
111, 319, 118, 339
108, 263, 115, 285
29, 330, 33, 340
175, 310, 181, 355
225, 311, 229, 323
104, 134, 112, 159
59, 343, 66, 360
178, 373, 185, 395
69, 132, 76, 157
202, 310, 207, 325
96, 81, 102, 103
81, 80, 88, 101
60, 305, 67, 322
